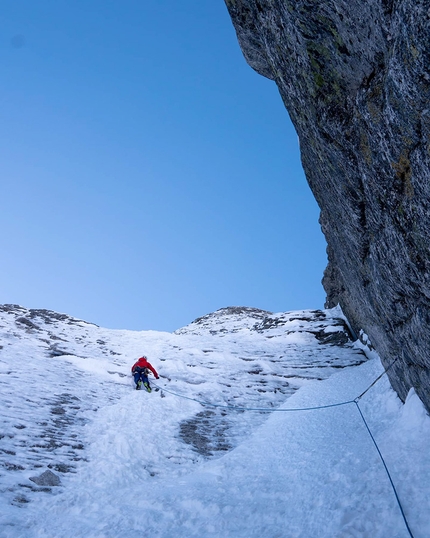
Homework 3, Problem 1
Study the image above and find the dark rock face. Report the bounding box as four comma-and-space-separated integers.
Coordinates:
29, 470, 61, 487
224, 0, 430, 410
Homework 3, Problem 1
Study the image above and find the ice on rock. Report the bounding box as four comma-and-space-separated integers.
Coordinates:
0, 304, 428, 537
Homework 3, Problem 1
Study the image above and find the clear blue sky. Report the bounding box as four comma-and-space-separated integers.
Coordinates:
0, 1, 327, 332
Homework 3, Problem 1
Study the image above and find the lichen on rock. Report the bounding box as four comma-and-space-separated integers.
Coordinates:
225, 0, 430, 411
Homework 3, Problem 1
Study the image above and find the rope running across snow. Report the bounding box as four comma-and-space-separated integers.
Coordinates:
151, 357, 399, 413
151, 357, 415, 537
353, 399, 414, 538
152, 382, 356, 412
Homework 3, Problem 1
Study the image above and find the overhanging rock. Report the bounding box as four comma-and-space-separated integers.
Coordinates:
224, 0, 430, 411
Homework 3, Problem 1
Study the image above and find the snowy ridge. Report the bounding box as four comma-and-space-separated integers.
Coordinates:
0, 305, 429, 537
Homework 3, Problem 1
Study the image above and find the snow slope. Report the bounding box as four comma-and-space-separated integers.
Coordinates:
0, 305, 429, 537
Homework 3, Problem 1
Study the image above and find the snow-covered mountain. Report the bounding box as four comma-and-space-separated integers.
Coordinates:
0, 304, 429, 537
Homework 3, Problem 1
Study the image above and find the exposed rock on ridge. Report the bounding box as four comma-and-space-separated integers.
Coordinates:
224, 0, 430, 410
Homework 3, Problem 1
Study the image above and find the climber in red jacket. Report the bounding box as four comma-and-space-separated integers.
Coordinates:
131, 356, 159, 392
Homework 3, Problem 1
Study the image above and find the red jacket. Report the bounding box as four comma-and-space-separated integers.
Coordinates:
131, 357, 159, 378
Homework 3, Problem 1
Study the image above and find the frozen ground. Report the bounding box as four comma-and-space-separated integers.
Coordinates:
0, 304, 428, 537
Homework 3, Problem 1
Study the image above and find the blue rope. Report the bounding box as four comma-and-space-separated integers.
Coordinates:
152, 382, 355, 412
354, 399, 414, 538
152, 359, 397, 413
355, 358, 398, 400
151, 357, 414, 537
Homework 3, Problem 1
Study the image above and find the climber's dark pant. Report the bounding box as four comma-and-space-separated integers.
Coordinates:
133, 367, 149, 387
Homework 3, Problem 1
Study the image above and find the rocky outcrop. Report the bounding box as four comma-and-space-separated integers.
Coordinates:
224, 0, 430, 411
29, 470, 61, 487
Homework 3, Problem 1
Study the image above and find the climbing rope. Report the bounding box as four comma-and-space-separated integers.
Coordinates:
355, 356, 399, 400
151, 356, 415, 537
152, 357, 399, 413
353, 399, 414, 538
152, 382, 356, 412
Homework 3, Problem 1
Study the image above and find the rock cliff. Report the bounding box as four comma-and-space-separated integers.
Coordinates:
224, 0, 430, 411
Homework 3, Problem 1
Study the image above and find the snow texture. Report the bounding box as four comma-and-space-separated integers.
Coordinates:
0, 304, 428, 537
